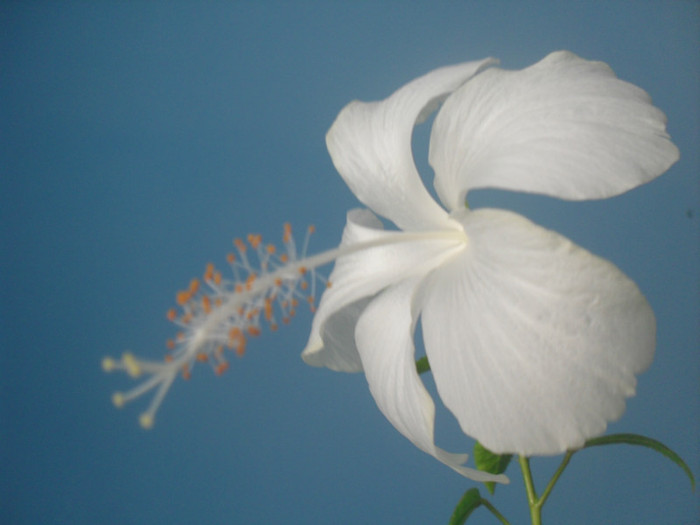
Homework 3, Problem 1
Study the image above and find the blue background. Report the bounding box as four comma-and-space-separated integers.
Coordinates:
2, 2, 698, 524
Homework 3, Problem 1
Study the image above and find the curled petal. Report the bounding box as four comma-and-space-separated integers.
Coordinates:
302, 208, 462, 371
419, 208, 655, 455
355, 278, 508, 483
326, 58, 496, 230
430, 50, 680, 210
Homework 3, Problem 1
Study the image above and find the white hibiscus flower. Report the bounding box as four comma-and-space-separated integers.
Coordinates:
300, 51, 678, 480
104, 51, 678, 483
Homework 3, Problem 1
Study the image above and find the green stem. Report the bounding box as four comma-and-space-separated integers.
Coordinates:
538, 451, 573, 507
518, 451, 577, 524
518, 456, 541, 525
480, 498, 510, 525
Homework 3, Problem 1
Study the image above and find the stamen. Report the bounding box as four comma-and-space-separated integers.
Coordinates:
301, 225, 315, 257
103, 222, 330, 428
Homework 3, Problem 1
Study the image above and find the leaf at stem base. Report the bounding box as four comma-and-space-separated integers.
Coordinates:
474, 441, 513, 495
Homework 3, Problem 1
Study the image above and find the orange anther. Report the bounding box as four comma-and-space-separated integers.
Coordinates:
226, 253, 236, 264
166, 339, 175, 350
181, 312, 193, 324
176, 290, 191, 306
229, 326, 242, 337
213, 271, 222, 285
182, 365, 191, 380
196, 353, 208, 362
176, 331, 185, 341
215, 362, 229, 375
298, 266, 307, 275
270, 323, 279, 332
283, 223, 292, 243
274, 278, 283, 287
326, 281, 333, 288
202, 295, 211, 314
280, 254, 289, 263
264, 297, 273, 321
266, 244, 276, 254
308, 225, 316, 234
189, 278, 200, 294
227, 328, 247, 356
235, 283, 244, 293
247, 233, 262, 249
247, 325, 261, 337
203, 263, 215, 281
291, 298, 299, 308
166, 308, 177, 321
300, 281, 309, 291
234, 238, 247, 252
245, 273, 257, 291
164, 354, 174, 362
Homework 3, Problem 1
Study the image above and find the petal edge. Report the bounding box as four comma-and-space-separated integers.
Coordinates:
430, 50, 679, 209
355, 278, 508, 482
327, 58, 497, 230
420, 208, 655, 455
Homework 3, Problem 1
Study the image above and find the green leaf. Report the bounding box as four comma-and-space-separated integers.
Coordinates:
584, 433, 695, 490
448, 488, 482, 525
473, 442, 513, 495
416, 356, 430, 375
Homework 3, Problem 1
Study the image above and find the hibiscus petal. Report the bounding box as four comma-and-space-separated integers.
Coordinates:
302, 208, 463, 371
354, 277, 509, 482
419, 208, 655, 455
326, 58, 496, 230
430, 50, 680, 210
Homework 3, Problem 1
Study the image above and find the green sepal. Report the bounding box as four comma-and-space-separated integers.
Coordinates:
415, 356, 430, 375
583, 433, 695, 490
473, 442, 513, 495
448, 488, 482, 525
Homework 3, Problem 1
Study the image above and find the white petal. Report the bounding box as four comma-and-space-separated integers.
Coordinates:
419, 208, 655, 455
430, 51, 680, 210
354, 278, 508, 483
326, 58, 497, 230
302, 208, 463, 371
